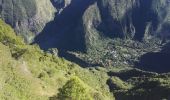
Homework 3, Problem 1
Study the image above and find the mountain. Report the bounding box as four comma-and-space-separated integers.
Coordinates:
33, 0, 170, 71
0, 0, 56, 42
34, 0, 170, 49
1, 0, 170, 48
1, 0, 170, 100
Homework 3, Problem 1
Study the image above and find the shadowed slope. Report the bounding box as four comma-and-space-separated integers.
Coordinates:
34, 0, 96, 51
136, 42, 170, 73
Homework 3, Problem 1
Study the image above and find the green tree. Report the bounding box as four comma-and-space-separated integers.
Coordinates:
57, 77, 93, 100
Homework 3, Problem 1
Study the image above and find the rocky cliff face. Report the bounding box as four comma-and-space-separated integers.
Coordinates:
80, 0, 170, 67
0, 0, 56, 42
84, 0, 170, 48
34, 0, 170, 51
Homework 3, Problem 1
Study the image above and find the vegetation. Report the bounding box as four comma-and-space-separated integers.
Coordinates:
0, 19, 113, 100
0, 19, 24, 45
1, 0, 170, 100
57, 77, 92, 100
0, 17, 170, 100
108, 69, 170, 100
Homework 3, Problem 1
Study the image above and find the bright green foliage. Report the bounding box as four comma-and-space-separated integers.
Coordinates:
108, 76, 131, 91
0, 19, 24, 45
57, 77, 93, 100
0, 19, 113, 100
1, 17, 170, 100
0, 43, 45, 100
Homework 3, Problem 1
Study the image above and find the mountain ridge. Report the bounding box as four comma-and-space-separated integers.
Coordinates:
33, 0, 170, 72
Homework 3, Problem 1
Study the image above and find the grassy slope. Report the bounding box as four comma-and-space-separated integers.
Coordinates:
0, 19, 113, 100
1, 18, 170, 100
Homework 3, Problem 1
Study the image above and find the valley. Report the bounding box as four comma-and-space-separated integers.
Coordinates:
0, 0, 170, 100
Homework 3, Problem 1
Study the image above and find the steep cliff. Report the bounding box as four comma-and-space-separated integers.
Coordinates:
83, 0, 170, 48
0, 0, 56, 42
35, 0, 170, 50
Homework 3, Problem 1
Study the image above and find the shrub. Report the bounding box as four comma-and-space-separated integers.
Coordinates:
107, 76, 131, 91
57, 77, 92, 100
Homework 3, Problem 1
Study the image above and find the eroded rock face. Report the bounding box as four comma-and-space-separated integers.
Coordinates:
93, 0, 170, 40
0, 0, 56, 42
